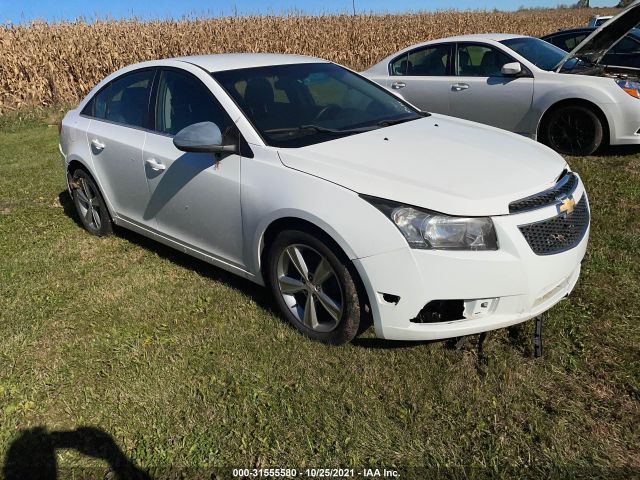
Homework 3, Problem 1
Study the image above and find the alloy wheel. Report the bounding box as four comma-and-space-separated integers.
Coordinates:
75, 177, 103, 231
276, 244, 344, 333
549, 110, 596, 154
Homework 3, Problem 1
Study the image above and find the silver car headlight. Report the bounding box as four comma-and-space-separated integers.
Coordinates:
363, 196, 498, 251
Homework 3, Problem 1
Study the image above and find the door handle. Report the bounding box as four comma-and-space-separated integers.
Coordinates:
91, 139, 105, 151
391, 81, 406, 90
145, 158, 166, 171
451, 83, 470, 91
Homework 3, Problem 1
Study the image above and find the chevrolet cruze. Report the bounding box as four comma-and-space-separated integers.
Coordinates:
59, 53, 590, 344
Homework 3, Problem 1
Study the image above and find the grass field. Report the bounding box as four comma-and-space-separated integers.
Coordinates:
0, 109, 638, 478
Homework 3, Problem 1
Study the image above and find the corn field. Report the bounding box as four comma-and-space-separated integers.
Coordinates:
0, 8, 617, 113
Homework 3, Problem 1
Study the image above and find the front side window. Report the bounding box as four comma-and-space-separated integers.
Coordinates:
213, 62, 421, 148
456, 44, 514, 77
154, 69, 232, 136
90, 70, 154, 128
390, 44, 451, 76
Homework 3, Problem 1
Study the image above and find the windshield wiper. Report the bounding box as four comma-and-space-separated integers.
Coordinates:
376, 112, 429, 127
264, 124, 376, 135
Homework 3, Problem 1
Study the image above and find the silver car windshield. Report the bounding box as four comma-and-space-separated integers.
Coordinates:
212, 62, 423, 148
501, 37, 571, 71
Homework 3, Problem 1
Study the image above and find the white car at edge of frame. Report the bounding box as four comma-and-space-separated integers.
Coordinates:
362, 1, 640, 156
60, 52, 589, 344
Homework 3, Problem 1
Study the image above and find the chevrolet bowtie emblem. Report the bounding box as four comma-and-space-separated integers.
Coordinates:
558, 197, 576, 215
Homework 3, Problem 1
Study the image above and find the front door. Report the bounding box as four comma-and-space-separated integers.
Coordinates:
143, 68, 244, 267
448, 43, 535, 135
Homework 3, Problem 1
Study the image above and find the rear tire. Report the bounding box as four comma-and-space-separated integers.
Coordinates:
266, 229, 361, 345
539, 105, 604, 156
71, 169, 113, 237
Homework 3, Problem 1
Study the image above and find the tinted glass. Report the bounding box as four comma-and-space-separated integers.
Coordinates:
500, 37, 567, 71
92, 70, 154, 128
610, 35, 640, 54
213, 62, 421, 148
155, 69, 232, 136
555, 33, 588, 51
390, 44, 450, 76
456, 44, 513, 77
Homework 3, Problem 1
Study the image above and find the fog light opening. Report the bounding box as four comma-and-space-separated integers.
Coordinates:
381, 293, 400, 305
411, 300, 465, 323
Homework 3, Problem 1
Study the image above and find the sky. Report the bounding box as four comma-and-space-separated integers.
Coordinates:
0, 0, 617, 24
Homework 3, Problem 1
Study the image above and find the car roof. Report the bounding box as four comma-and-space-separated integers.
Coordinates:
171, 53, 328, 72
423, 33, 526, 43
542, 27, 640, 39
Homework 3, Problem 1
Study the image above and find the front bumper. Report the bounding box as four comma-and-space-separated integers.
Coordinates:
354, 182, 589, 341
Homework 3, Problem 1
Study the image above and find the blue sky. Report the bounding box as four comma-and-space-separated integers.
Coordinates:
0, 0, 616, 24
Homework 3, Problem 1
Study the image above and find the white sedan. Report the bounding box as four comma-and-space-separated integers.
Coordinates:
362, 2, 640, 156
60, 53, 589, 344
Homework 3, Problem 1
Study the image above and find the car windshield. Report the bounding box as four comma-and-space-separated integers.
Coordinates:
212, 62, 422, 148
500, 37, 569, 71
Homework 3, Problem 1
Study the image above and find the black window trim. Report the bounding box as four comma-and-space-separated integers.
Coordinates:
149, 66, 253, 158
387, 42, 455, 77
79, 67, 158, 132
454, 42, 534, 79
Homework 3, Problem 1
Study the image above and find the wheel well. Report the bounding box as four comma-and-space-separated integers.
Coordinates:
67, 160, 90, 178
538, 98, 610, 145
260, 217, 372, 329
65, 160, 114, 221
260, 218, 348, 272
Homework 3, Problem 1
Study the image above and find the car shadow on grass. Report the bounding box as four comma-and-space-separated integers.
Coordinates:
58, 190, 277, 317
2, 426, 151, 480
594, 144, 640, 157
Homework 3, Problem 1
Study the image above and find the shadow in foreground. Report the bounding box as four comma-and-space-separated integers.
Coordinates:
3, 426, 151, 480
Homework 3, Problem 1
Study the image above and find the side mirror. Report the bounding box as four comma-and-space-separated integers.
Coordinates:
173, 121, 236, 153
501, 62, 523, 76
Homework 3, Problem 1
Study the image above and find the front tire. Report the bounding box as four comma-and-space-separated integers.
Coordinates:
70, 169, 113, 236
266, 229, 361, 345
540, 105, 604, 156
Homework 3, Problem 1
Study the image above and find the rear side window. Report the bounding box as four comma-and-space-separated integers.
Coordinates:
85, 69, 154, 129
554, 33, 588, 51
390, 44, 451, 76
154, 69, 232, 136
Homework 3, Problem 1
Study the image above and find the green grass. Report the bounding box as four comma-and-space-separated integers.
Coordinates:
0, 111, 638, 479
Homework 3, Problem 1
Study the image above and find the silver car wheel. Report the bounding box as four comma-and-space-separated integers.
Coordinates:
276, 244, 344, 333
75, 177, 102, 230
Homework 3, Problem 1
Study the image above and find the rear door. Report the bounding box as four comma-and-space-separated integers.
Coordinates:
385, 43, 454, 114
83, 68, 156, 225
142, 68, 244, 267
448, 42, 535, 135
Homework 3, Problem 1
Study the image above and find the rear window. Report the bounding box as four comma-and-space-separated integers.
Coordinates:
82, 69, 155, 129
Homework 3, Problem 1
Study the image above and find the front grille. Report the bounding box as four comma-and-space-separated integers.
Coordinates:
509, 171, 578, 214
518, 195, 589, 255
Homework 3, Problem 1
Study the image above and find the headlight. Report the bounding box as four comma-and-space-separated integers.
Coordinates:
363, 196, 498, 251
615, 79, 640, 99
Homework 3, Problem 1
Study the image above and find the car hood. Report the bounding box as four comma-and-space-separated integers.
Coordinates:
557, 1, 640, 71
277, 116, 567, 217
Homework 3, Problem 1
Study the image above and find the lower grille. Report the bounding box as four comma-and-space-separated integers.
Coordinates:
519, 195, 589, 255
